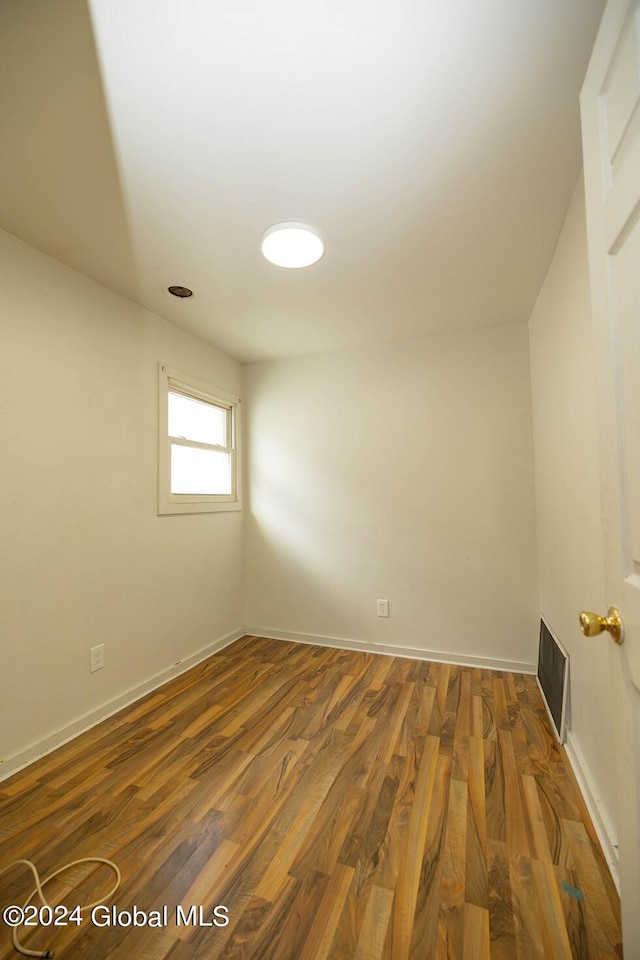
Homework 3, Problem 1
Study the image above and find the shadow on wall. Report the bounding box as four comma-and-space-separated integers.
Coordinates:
0, 0, 139, 298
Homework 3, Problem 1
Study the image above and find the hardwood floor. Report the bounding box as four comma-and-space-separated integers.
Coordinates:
0, 637, 622, 959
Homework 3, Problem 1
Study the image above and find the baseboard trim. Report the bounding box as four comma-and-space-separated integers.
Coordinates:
564, 730, 620, 893
0, 627, 244, 783
244, 626, 537, 674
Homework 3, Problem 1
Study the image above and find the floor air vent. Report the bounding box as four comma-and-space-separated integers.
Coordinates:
537, 618, 569, 743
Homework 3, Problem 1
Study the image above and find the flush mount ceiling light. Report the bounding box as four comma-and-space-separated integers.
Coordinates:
261, 222, 325, 269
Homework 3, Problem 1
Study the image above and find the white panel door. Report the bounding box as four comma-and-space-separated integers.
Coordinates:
581, 0, 640, 949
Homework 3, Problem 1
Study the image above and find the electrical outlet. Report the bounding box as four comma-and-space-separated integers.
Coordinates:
90, 643, 105, 673
376, 599, 389, 618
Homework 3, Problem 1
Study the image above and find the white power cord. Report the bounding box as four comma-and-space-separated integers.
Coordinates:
0, 858, 121, 958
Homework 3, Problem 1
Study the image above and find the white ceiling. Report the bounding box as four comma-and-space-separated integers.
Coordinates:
0, 0, 604, 363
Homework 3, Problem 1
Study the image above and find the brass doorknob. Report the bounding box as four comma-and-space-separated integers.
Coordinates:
579, 607, 623, 644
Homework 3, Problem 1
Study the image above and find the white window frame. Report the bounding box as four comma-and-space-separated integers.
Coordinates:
158, 364, 242, 515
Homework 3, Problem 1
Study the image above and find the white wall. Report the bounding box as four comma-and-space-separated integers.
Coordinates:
0, 229, 243, 771
244, 324, 539, 669
529, 177, 617, 852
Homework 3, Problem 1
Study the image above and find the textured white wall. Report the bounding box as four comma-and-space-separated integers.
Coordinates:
243, 324, 539, 668
529, 177, 616, 843
0, 229, 243, 767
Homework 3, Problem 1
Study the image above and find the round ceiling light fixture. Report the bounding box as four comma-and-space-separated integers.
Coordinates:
261, 222, 325, 269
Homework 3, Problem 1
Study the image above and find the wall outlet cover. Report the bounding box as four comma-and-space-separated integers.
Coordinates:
90, 643, 105, 673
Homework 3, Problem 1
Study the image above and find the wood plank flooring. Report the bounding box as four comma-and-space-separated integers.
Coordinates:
0, 636, 622, 959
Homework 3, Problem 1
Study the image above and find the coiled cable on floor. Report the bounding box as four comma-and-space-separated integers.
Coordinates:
0, 857, 120, 958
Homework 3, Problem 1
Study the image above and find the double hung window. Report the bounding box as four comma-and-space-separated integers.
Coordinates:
158, 365, 241, 514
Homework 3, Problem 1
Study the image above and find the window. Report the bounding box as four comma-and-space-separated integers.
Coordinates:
158, 364, 241, 514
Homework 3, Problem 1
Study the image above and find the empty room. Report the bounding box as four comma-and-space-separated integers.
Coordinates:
1, 0, 639, 957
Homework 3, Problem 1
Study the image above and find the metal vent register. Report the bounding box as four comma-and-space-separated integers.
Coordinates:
537, 619, 569, 742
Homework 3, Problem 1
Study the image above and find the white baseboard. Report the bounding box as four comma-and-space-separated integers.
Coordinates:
0, 627, 244, 784
244, 626, 537, 674
564, 730, 620, 893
